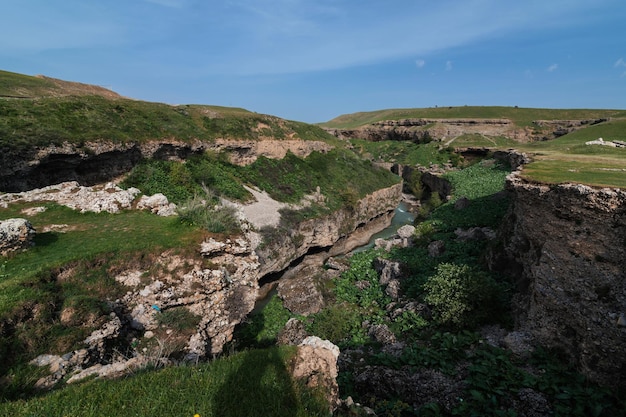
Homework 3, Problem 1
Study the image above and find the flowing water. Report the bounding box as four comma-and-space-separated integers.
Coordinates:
252, 201, 415, 312
351, 201, 415, 253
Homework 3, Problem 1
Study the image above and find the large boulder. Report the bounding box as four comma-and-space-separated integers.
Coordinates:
0, 218, 36, 256
291, 336, 340, 412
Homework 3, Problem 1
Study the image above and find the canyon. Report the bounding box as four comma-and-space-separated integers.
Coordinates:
325, 117, 609, 144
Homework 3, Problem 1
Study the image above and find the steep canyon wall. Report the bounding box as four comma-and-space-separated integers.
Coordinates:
491, 174, 626, 387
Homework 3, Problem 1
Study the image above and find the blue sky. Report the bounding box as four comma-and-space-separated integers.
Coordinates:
2, 0, 625, 123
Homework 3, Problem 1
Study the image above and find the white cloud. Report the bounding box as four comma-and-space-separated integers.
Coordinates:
445, 61, 453, 71
415, 59, 426, 68
614, 57, 626, 68
547, 63, 558, 72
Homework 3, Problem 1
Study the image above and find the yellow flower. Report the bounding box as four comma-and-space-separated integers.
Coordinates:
194, 414, 200, 417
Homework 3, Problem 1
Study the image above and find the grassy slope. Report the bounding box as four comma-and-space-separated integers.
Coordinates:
0, 71, 339, 153
0, 346, 330, 417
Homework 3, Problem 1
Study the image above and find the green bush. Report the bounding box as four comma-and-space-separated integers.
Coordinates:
177, 190, 240, 234
306, 304, 366, 346
423, 263, 501, 328
156, 307, 201, 331
412, 221, 438, 245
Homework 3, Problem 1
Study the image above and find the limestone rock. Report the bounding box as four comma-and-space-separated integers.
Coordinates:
292, 336, 340, 411
368, 324, 396, 345
454, 197, 470, 210
374, 258, 402, 286
396, 224, 415, 239
353, 366, 465, 414
137, 193, 177, 216
0, 218, 36, 256
0, 181, 141, 214
455, 227, 496, 241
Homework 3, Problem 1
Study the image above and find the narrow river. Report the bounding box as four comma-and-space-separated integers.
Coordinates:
351, 201, 415, 253
252, 202, 415, 312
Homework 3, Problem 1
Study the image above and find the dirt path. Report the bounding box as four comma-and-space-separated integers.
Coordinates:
240, 186, 287, 229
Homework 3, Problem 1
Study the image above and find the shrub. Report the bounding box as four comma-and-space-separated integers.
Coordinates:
306, 304, 366, 345
407, 170, 424, 199
423, 263, 500, 328
156, 307, 201, 331
412, 221, 438, 245
177, 191, 239, 234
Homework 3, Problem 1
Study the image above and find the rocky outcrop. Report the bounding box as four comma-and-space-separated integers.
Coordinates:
29, 235, 261, 387
0, 181, 178, 216
213, 138, 332, 165
490, 173, 626, 388
256, 183, 403, 277
0, 139, 333, 192
326, 118, 608, 145
0, 218, 36, 256
290, 336, 340, 412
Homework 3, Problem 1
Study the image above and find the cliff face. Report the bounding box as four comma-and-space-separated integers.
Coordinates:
326, 118, 607, 143
491, 174, 626, 387
257, 183, 403, 277
0, 139, 332, 192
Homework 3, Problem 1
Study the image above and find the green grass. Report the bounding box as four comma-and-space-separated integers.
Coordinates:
448, 133, 519, 148
0, 70, 60, 98
242, 149, 400, 207
348, 139, 451, 166
320, 106, 626, 129
0, 94, 337, 155
518, 118, 626, 188
0, 203, 203, 317
0, 203, 206, 389
0, 346, 331, 417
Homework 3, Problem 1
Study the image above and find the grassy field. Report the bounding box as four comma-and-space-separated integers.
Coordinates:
0, 346, 330, 417
518, 118, 626, 188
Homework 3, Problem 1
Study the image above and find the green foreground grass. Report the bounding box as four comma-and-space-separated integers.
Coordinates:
0, 346, 330, 417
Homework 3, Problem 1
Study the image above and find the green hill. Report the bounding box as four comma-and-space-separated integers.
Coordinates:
0, 70, 338, 154
320, 105, 626, 129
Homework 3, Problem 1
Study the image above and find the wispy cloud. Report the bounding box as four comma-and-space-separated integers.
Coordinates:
615, 58, 626, 77
547, 63, 558, 72
445, 61, 453, 71
415, 59, 426, 68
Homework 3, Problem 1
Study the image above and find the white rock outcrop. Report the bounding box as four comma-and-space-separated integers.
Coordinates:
0, 218, 36, 256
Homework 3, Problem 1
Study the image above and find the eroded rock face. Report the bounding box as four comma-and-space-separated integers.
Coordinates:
325, 118, 607, 144
0, 218, 36, 256
0, 139, 333, 192
257, 183, 403, 277
491, 173, 626, 388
